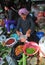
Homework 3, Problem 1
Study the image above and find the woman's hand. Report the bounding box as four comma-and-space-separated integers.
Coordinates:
26, 33, 30, 37
26, 29, 31, 37
16, 31, 23, 36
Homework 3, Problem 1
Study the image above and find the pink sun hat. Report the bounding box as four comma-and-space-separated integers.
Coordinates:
18, 8, 29, 16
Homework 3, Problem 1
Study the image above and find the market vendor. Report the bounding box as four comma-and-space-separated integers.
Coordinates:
16, 8, 39, 43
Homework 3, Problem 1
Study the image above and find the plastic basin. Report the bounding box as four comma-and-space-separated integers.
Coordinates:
39, 36, 45, 57
36, 32, 44, 39
23, 42, 39, 56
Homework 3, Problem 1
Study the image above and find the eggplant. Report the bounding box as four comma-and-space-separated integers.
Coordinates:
11, 41, 24, 60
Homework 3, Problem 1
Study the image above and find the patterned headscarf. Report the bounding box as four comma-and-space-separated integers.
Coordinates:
18, 8, 29, 16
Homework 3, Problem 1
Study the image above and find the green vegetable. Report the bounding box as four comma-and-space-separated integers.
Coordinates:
0, 44, 11, 59
18, 54, 28, 65
23, 53, 26, 65
0, 45, 8, 51
3, 58, 8, 65
18, 55, 28, 65
2, 53, 8, 59
26, 48, 35, 54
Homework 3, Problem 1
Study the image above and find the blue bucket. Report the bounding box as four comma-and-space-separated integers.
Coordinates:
36, 32, 44, 39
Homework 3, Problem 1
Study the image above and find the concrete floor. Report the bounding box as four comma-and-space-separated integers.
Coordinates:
27, 57, 45, 65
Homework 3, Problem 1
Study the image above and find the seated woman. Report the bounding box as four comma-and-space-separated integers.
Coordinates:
16, 8, 39, 43
4, 6, 17, 34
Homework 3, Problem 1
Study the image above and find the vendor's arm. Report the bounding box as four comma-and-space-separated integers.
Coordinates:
26, 17, 35, 37
16, 31, 22, 36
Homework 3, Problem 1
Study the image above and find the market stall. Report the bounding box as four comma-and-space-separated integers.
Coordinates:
0, 0, 45, 65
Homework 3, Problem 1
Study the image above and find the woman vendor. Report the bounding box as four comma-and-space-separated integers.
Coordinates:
16, 8, 39, 43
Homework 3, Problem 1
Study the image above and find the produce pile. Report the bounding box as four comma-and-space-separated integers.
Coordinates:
0, 43, 11, 59
0, 30, 40, 65
15, 45, 24, 56
5, 38, 15, 45
0, 43, 11, 65
26, 48, 36, 54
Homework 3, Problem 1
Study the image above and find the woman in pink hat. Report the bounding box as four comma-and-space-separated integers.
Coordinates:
16, 8, 39, 43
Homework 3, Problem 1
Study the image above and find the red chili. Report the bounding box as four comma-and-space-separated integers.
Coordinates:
43, 12, 45, 16
6, 39, 15, 45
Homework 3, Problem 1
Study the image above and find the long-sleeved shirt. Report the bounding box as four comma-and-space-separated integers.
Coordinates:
16, 15, 35, 35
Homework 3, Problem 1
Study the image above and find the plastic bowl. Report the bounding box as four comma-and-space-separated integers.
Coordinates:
10, 34, 19, 41
36, 32, 44, 39
0, 35, 6, 44
1, 35, 6, 41
23, 42, 39, 56
11, 41, 24, 60
39, 36, 45, 57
